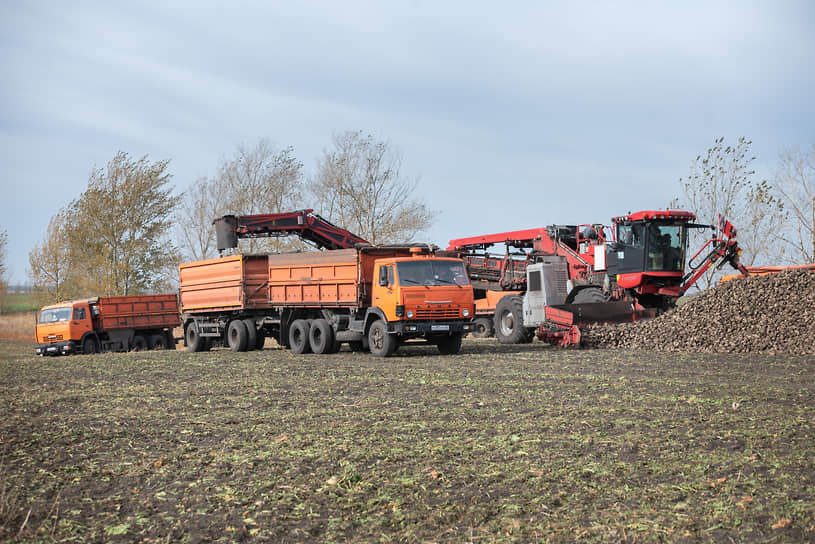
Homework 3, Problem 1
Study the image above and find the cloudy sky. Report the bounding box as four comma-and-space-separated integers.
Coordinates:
2, 1, 813, 284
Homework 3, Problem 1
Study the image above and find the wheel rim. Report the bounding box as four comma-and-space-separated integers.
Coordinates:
500, 310, 514, 336
371, 326, 384, 350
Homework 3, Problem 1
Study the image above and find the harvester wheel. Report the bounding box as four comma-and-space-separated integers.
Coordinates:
436, 332, 463, 355
368, 320, 396, 357
494, 295, 531, 344
571, 287, 609, 304
309, 319, 336, 354
228, 320, 249, 352
472, 317, 494, 338
242, 319, 257, 351
289, 319, 312, 354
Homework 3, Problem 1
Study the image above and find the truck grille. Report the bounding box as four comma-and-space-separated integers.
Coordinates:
42, 334, 63, 343
414, 307, 461, 319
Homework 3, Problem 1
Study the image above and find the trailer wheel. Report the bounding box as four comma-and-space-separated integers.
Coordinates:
289, 319, 312, 354
494, 295, 532, 344
368, 320, 397, 357
309, 319, 337, 354
185, 322, 205, 353
472, 317, 494, 338
436, 332, 463, 355
228, 320, 249, 352
149, 334, 169, 350
83, 337, 98, 354
242, 319, 257, 351
132, 335, 148, 351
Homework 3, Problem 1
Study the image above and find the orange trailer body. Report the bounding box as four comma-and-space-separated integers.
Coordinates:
179, 255, 272, 313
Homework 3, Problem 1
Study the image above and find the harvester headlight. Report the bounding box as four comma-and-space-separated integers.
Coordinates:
462, 309, 470, 317
406, 310, 414, 318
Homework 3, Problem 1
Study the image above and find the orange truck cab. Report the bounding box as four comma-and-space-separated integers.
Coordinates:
35, 300, 95, 355
35, 295, 180, 356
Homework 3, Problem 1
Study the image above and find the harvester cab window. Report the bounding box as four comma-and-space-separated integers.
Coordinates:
646, 224, 684, 272
618, 224, 645, 248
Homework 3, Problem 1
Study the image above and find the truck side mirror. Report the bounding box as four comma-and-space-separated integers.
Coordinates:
379, 266, 388, 286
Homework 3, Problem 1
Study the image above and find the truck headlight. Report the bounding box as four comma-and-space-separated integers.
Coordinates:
406, 310, 414, 318
462, 309, 469, 317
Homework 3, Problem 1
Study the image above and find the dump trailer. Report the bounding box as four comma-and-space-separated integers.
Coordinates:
179, 210, 474, 357
35, 295, 180, 355
446, 211, 749, 346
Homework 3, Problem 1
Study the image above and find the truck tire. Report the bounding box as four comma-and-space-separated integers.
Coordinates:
368, 320, 397, 357
494, 295, 533, 344
309, 319, 338, 354
83, 336, 99, 354
289, 319, 312, 354
132, 335, 148, 351
149, 334, 169, 350
185, 322, 205, 353
228, 320, 249, 352
472, 317, 494, 338
436, 332, 463, 355
242, 319, 257, 351
254, 329, 266, 350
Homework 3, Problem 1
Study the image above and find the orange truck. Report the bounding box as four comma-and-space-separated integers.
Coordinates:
180, 211, 475, 357
35, 295, 180, 356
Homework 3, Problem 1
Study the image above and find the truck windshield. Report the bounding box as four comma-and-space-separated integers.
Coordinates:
39, 308, 72, 323
397, 260, 469, 286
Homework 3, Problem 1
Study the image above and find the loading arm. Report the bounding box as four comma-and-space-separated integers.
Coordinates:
214, 209, 370, 252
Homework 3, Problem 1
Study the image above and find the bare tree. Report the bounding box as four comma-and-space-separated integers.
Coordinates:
28, 211, 80, 304
309, 131, 436, 244
176, 177, 228, 262
216, 140, 304, 253
66, 152, 178, 296
674, 137, 784, 289
774, 144, 815, 264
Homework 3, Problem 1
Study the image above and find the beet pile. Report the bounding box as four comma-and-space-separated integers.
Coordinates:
581, 269, 815, 354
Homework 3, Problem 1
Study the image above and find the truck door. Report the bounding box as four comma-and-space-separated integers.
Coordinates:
372, 263, 398, 321
70, 302, 93, 342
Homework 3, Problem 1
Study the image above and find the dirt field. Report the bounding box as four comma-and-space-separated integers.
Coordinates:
1, 339, 812, 543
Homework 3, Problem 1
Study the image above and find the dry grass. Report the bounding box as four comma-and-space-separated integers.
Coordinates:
0, 312, 36, 342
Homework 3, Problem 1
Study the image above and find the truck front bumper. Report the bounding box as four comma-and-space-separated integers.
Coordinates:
390, 320, 473, 335
35, 341, 77, 356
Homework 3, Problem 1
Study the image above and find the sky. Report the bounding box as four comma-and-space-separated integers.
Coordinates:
1, 1, 814, 285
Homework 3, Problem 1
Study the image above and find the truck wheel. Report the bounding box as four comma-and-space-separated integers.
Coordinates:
368, 320, 396, 357
254, 329, 266, 350
185, 322, 204, 353
472, 317, 494, 338
289, 319, 312, 354
132, 335, 148, 351
149, 334, 168, 350
436, 333, 463, 355
83, 337, 98, 354
242, 319, 257, 351
494, 295, 532, 344
309, 319, 336, 354
228, 320, 249, 352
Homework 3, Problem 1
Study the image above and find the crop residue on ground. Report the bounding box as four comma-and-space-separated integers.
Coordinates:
1, 339, 813, 542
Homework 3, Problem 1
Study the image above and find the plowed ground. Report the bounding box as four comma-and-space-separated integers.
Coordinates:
1, 339, 812, 543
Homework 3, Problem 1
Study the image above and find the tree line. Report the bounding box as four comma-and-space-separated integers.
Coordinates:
18, 133, 815, 304
26, 131, 435, 303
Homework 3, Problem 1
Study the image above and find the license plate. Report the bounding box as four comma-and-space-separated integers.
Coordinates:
431, 324, 450, 331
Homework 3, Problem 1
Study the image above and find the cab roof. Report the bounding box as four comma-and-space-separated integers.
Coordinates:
613, 210, 696, 223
